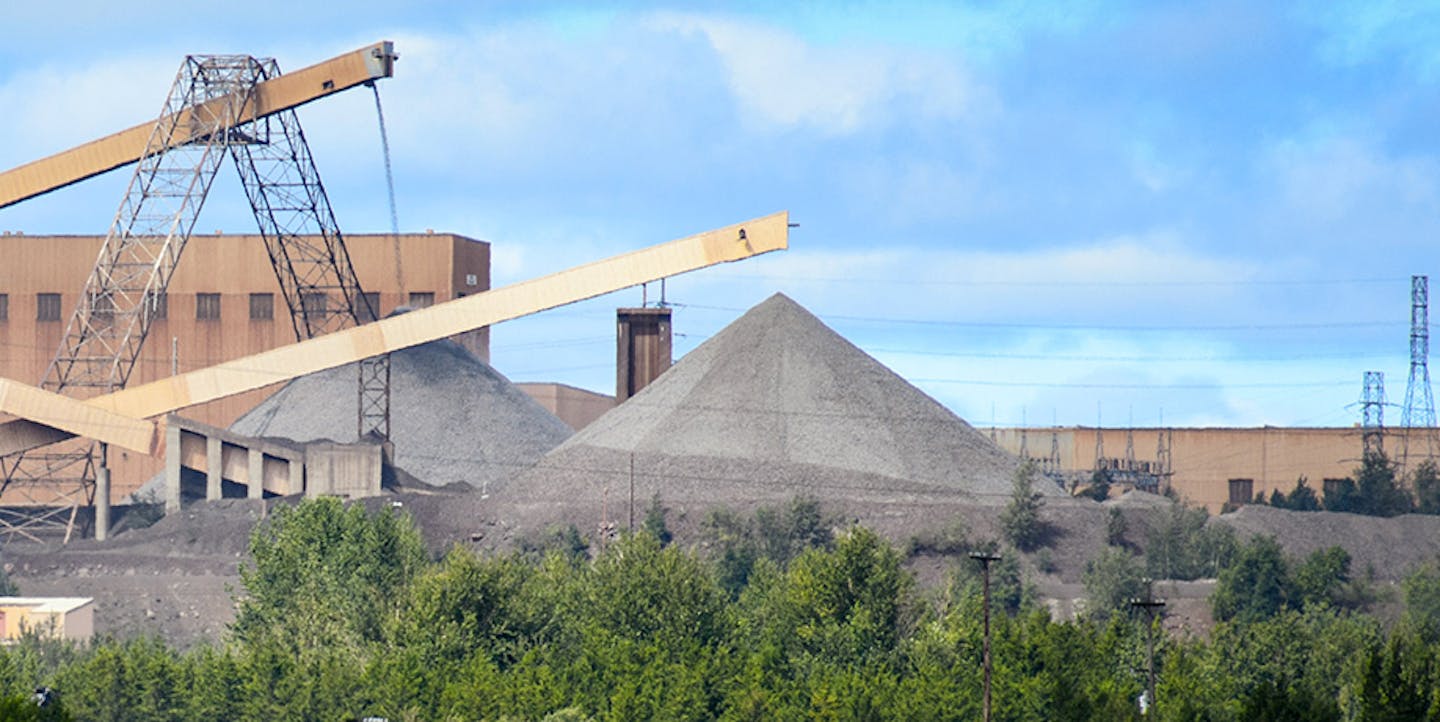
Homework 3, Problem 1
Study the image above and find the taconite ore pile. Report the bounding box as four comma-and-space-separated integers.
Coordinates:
229, 338, 572, 492
495, 293, 1041, 520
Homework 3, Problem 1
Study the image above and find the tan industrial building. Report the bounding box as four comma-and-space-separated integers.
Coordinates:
0, 597, 94, 641
992, 426, 1434, 512
0, 231, 490, 499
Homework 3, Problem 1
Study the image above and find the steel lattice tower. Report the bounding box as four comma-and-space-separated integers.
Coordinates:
1403, 275, 1437, 468
1363, 371, 1386, 457
0, 50, 387, 540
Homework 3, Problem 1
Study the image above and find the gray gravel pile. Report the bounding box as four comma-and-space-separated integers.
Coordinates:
230, 339, 572, 491
1213, 505, 1440, 581
493, 293, 1037, 526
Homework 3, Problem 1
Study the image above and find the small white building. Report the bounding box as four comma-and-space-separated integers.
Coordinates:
0, 597, 94, 641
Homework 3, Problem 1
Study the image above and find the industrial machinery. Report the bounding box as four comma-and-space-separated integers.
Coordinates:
0, 212, 791, 527
0, 42, 398, 539
0, 41, 790, 543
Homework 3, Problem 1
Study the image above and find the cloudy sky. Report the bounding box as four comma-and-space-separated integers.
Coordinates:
2, 1, 1438, 430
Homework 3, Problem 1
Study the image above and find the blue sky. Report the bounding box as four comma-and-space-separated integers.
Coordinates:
2, 1, 1439, 430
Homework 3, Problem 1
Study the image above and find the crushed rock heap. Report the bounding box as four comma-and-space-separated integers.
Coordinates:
494, 293, 1041, 517
229, 338, 572, 491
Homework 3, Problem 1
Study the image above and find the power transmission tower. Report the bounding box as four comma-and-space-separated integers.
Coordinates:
1403, 275, 1437, 471
1364, 371, 1386, 458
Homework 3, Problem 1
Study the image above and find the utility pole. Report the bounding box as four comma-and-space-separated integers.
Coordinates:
1130, 580, 1166, 716
969, 550, 1002, 722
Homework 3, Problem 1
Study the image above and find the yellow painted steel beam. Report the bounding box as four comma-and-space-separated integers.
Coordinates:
0, 212, 789, 457
0, 41, 397, 209
0, 379, 156, 455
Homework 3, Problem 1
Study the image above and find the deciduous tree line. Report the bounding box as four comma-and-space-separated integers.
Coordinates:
0, 496, 1438, 720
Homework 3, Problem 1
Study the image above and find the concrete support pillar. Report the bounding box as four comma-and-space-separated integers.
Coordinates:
247, 448, 264, 500
165, 423, 182, 513
206, 436, 223, 501
95, 466, 111, 542
289, 457, 305, 497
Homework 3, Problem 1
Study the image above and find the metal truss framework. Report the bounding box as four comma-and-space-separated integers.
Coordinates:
1363, 370, 1386, 458
1402, 275, 1437, 472
0, 52, 385, 540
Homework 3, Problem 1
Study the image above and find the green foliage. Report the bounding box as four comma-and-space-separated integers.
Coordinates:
1269, 476, 1322, 512
1001, 459, 1048, 551
1414, 460, 1440, 515
1144, 502, 1236, 580
0, 558, 17, 597
756, 495, 833, 564
951, 548, 1036, 617
1326, 451, 1412, 517
9, 504, 1440, 720
1212, 536, 1292, 623
700, 496, 835, 597
1402, 562, 1440, 644
903, 517, 971, 557
1078, 469, 1111, 502
1211, 539, 1379, 626
1354, 451, 1413, 517
517, 523, 590, 564
234, 498, 427, 653
1352, 629, 1440, 721
1081, 547, 1145, 622
0, 690, 69, 721
641, 494, 673, 546
1293, 546, 1352, 608
1324, 476, 1360, 513
730, 526, 916, 687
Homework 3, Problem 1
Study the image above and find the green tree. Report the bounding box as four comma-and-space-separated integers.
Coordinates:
48, 637, 181, 722
1001, 459, 1048, 551
1400, 561, 1440, 644
517, 523, 590, 565
0, 690, 69, 721
1079, 469, 1111, 502
1285, 477, 1322, 511
232, 497, 427, 664
739, 527, 914, 668
0, 557, 17, 597
1324, 476, 1360, 513
756, 495, 834, 565
1354, 451, 1412, 517
1081, 547, 1145, 622
701, 497, 835, 597
1292, 546, 1353, 609
641, 494, 673, 546
1144, 502, 1236, 580
1269, 486, 1290, 508
1352, 630, 1440, 721
1212, 536, 1292, 623
1413, 460, 1440, 515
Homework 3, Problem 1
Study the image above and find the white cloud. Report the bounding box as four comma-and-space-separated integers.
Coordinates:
0, 54, 178, 167
1264, 135, 1440, 220
647, 12, 985, 136
1304, 1, 1440, 79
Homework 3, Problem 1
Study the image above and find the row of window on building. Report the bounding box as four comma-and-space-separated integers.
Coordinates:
0, 292, 435, 322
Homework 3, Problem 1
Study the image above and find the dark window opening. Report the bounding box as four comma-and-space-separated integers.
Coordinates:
301, 292, 328, 317
249, 293, 274, 321
359, 292, 381, 322
37, 293, 61, 322
196, 293, 221, 320
1228, 478, 1255, 505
